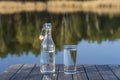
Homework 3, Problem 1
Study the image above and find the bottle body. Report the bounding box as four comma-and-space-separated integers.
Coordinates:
40, 47, 55, 73
40, 23, 55, 74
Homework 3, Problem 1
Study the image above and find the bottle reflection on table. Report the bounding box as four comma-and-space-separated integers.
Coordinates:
42, 74, 56, 80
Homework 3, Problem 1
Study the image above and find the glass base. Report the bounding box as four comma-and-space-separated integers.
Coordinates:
40, 70, 55, 74
64, 70, 76, 74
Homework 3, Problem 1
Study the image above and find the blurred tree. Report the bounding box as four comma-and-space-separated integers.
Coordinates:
0, 12, 120, 59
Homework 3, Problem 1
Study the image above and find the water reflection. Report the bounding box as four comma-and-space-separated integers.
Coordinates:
42, 74, 57, 80
0, 12, 120, 58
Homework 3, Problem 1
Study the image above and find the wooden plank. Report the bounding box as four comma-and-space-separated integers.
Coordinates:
10, 64, 35, 80
26, 64, 59, 80
42, 64, 59, 80
1, 64, 120, 80
108, 65, 120, 79
58, 64, 72, 80
0, 64, 23, 80
96, 65, 118, 80
73, 64, 88, 80
42, 74, 57, 80
25, 64, 43, 80
83, 64, 103, 80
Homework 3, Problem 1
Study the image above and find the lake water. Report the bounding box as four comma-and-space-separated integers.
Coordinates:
0, 11, 120, 73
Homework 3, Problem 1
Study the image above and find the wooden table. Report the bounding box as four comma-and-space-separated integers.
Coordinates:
0, 64, 120, 80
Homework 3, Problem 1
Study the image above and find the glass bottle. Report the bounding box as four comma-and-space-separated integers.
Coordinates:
40, 23, 55, 74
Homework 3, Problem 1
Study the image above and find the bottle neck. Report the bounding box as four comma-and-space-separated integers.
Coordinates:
45, 29, 52, 37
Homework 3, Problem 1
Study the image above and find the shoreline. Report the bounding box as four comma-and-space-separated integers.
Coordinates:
0, 1, 120, 14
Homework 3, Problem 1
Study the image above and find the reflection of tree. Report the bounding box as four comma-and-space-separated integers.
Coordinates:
63, 13, 82, 45
70, 50, 76, 65
15, 13, 41, 56
0, 12, 120, 58
0, 15, 6, 55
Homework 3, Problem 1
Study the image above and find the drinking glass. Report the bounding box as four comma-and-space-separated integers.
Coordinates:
63, 45, 77, 74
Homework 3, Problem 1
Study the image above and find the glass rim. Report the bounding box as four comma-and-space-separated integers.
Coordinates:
64, 45, 77, 49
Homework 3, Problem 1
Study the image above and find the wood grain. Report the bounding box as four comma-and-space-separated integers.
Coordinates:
1, 64, 120, 80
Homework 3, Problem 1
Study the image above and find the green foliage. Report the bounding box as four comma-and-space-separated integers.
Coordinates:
0, 12, 120, 58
